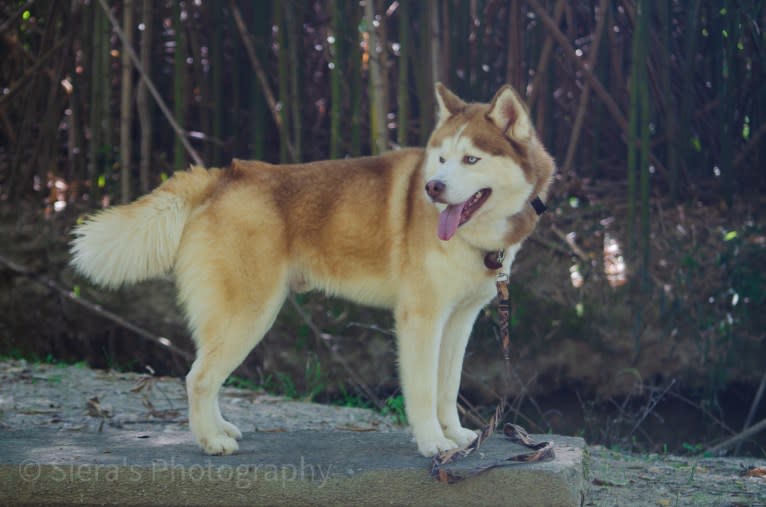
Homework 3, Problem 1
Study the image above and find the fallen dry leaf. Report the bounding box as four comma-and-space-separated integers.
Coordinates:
743, 466, 766, 479
86, 396, 112, 418
130, 376, 156, 393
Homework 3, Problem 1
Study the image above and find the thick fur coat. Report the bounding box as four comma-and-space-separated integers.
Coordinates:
71, 84, 555, 457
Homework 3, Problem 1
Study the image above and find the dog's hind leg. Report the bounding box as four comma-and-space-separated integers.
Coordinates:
184, 283, 287, 455
179, 243, 289, 455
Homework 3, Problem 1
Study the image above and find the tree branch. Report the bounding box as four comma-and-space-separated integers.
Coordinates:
0, 254, 194, 364
96, 0, 203, 167
525, 0, 667, 176
229, 0, 297, 162
706, 416, 766, 456
0, 37, 67, 112
0, 0, 34, 35
287, 295, 385, 411
526, 0, 565, 110
562, 0, 608, 173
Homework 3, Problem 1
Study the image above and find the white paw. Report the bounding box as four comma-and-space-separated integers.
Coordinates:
198, 433, 239, 455
219, 420, 242, 440
444, 426, 478, 448
416, 435, 458, 457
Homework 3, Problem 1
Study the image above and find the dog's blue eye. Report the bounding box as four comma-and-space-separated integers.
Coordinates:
464, 155, 480, 165
439, 156, 445, 164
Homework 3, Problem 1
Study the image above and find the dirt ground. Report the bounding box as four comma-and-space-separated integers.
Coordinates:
1, 359, 764, 506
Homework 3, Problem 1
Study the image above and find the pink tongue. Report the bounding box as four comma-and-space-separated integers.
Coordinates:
437, 202, 467, 241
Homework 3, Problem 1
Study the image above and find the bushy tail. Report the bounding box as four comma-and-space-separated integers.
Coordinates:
70, 166, 218, 288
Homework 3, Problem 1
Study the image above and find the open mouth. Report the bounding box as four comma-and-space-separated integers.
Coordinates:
437, 188, 492, 241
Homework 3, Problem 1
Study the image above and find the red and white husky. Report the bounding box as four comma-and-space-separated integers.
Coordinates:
71, 84, 554, 457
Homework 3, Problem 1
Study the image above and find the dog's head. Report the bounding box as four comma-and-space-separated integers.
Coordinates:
423, 84, 554, 250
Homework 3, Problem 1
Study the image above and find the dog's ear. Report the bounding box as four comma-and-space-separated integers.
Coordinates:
486, 85, 532, 141
434, 83, 465, 127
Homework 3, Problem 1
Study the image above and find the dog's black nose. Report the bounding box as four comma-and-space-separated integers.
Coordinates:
425, 179, 446, 199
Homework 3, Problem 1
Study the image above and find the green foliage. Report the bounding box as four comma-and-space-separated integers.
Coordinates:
681, 442, 704, 454
672, 222, 766, 400
333, 385, 372, 410
716, 225, 766, 333
0, 350, 88, 372
274, 373, 299, 398
226, 357, 326, 402
382, 394, 407, 426
300, 357, 326, 401
0, 348, 35, 361
224, 375, 262, 392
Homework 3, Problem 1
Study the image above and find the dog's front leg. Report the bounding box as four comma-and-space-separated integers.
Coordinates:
395, 304, 456, 457
436, 302, 486, 447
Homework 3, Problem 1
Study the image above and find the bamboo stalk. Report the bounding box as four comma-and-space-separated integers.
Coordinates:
66, 0, 87, 185
250, 1, 270, 160
638, 0, 651, 282
31, 3, 67, 195
506, 0, 523, 92
329, 0, 343, 158
719, 2, 737, 203
275, 1, 290, 162
285, 0, 303, 162
417, 2, 435, 144
678, 0, 699, 188
349, 1, 362, 156
172, 2, 187, 172
365, 0, 388, 154
210, 3, 223, 165
626, 0, 642, 246
136, 0, 152, 194
0, 110, 16, 145
658, 0, 678, 200
428, 0, 441, 86
440, 0, 451, 90
88, 2, 103, 196
230, 25, 242, 157
101, 0, 112, 188
119, 0, 133, 203
397, 0, 410, 147
187, 7, 209, 163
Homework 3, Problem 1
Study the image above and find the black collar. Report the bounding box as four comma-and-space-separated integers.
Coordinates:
483, 195, 547, 270
530, 196, 547, 215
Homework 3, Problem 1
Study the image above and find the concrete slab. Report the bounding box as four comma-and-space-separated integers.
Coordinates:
0, 429, 585, 506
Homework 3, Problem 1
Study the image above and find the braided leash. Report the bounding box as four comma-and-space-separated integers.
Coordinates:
432, 196, 554, 483
431, 274, 555, 483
